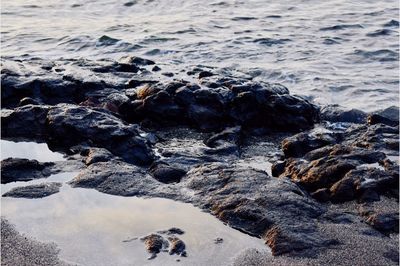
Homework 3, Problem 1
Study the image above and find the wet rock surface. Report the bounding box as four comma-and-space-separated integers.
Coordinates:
2, 182, 62, 198
124, 228, 187, 260
1, 158, 54, 184
1, 57, 398, 265
1, 57, 319, 133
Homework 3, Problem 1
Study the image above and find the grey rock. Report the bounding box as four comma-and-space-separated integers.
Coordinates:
2, 182, 62, 198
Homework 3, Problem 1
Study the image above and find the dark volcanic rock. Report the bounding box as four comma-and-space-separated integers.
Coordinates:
70, 160, 335, 256
2, 104, 154, 165
149, 163, 186, 184
182, 163, 334, 255
359, 203, 399, 234
1, 158, 54, 184
83, 148, 114, 165
368, 114, 399, 127
282, 127, 340, 158
1, 105, 51, 141
119, 55, 156, 66
1, 58, 319, 134
2, 182, 62, 198
278, 122, 399, 203
321, 105, 367, 124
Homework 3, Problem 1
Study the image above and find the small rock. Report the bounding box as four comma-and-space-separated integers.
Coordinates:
157, 228, 185, 235
198, 71, 214, 79
152, 65, 161, 72
140, 234, 169, 260
214, 237, 223, 244
2, 182, 62, 198
167, 236, 186, 256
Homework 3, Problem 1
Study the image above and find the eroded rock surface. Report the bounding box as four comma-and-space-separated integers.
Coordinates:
2, 104, 154, 165
1, 57, 398, 264
2, 57, 319, 133
276, 123, 399, 203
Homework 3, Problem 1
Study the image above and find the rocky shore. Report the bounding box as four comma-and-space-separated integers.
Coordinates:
1, 56, 398, 265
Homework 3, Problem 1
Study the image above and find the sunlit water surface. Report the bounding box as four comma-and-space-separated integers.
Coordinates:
1, 141, 267, 266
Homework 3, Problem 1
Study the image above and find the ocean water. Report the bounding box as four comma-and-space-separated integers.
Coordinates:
1, 0, 399, 111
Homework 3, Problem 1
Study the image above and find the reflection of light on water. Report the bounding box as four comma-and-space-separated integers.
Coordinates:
1, 172, 268, 266
1, 140, 65, 162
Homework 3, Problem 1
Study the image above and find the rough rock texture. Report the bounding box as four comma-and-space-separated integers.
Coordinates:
70, 161, 336, 256
1, 158, 54, 184
167, 236, 187, 256
2, 58, 319, 133
135, 231, 187, 260
2, 104, 154, 165
2, 57, 398, 264
2, 183, 62, 198
140, 234, 169, 260
277, 123, 399, 203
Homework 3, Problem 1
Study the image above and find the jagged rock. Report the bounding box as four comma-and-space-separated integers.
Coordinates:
278, 122, 399, 203
2, 104, 154, 165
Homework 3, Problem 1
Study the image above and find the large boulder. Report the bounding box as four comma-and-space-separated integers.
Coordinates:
2, 104, 155, 165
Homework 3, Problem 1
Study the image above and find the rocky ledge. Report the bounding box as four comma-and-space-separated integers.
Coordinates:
1, 56, 398, 265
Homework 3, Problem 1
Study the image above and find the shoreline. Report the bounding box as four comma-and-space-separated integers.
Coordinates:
1, 56, 399, 265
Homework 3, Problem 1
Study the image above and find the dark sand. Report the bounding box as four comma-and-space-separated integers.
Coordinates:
1, 218, 70, 266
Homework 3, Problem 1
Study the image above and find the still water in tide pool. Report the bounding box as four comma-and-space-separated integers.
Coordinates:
1, 140, 66, 161
1, 174, 267, 266
1, 0, 399, 112
1, 141, 267, 266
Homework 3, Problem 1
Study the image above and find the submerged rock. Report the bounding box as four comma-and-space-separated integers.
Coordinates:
167, 236, 187, 256
156, 228, 185, 235
140, 234, 169, 260
2, 182, 62, 198
131, 231, 187, 260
